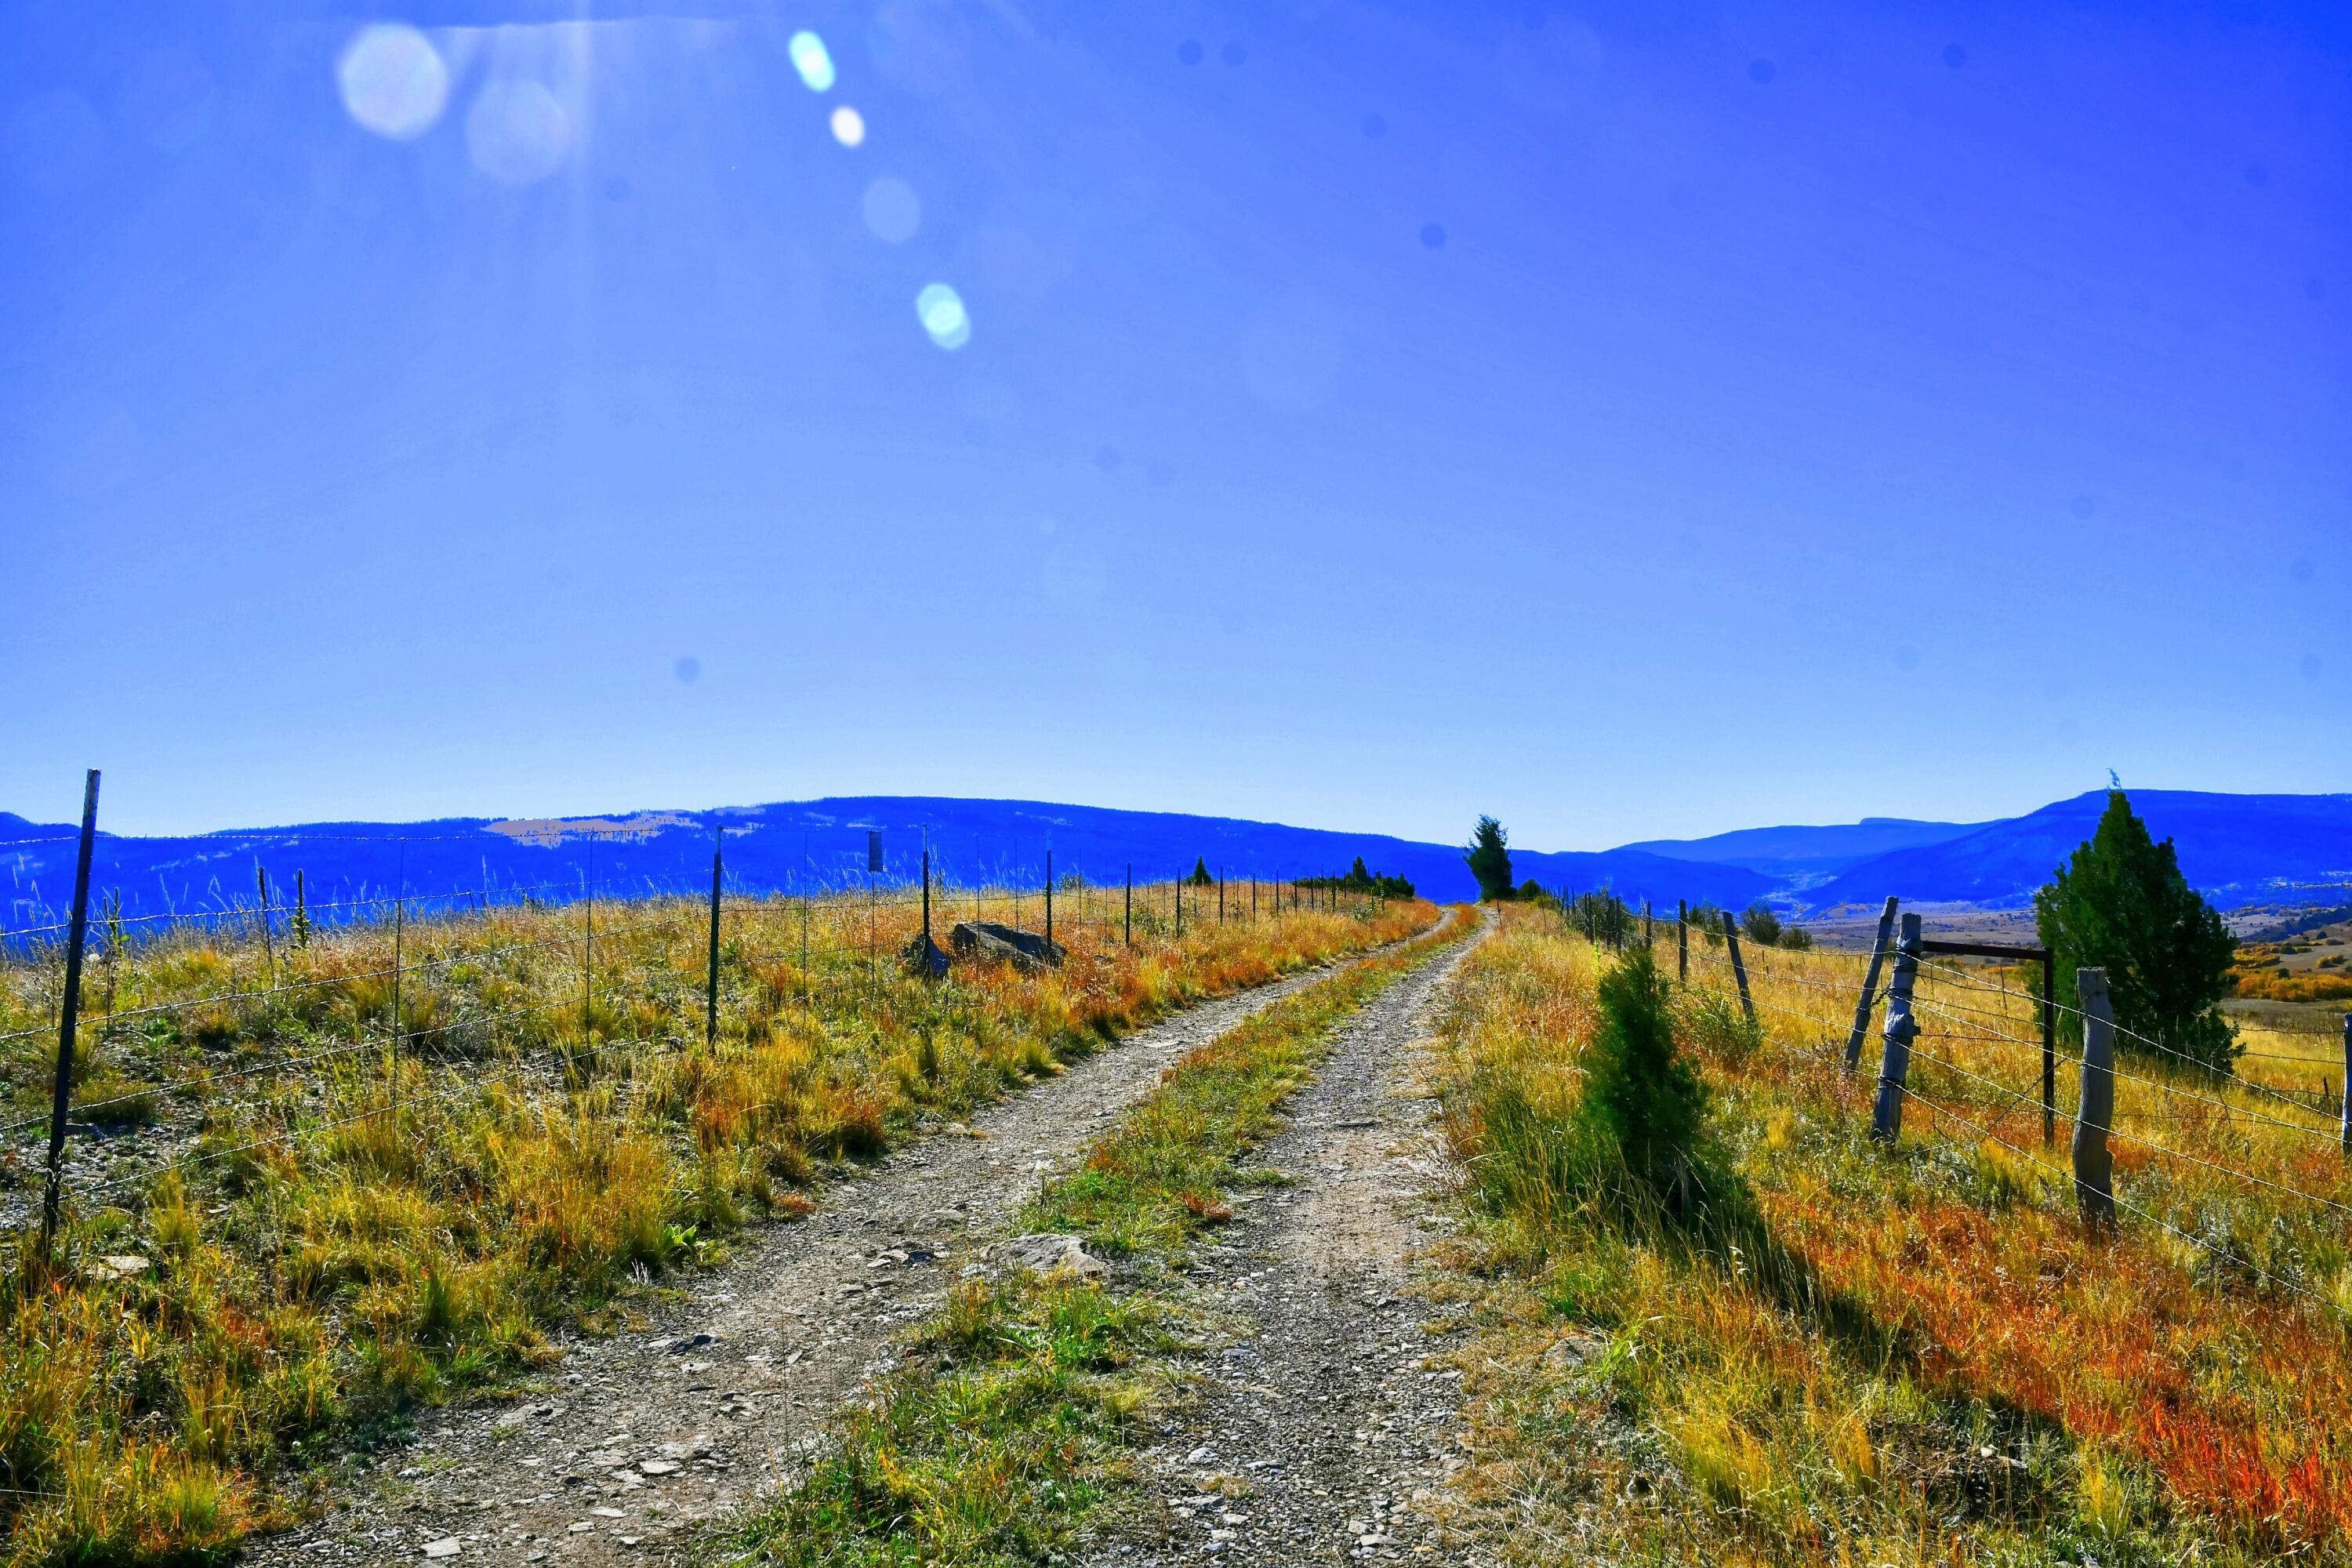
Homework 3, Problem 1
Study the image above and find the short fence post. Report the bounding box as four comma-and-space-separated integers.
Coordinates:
40, 768, 101, 1250
1870, 913, 1922, 1142
1125, 863, 1132, 948
1046, 851, 1054, 948
1174, 876, 1182, 937
921, 848, 933, 956
256, 862, 278, 985
2072, 967, 2118, 1231
1677, 900, 1688, 983
1844, 896, 1899, 1073
706, 828, 724, 1046
1218, 870, 1225, 925
1722, 914, 1755, 1025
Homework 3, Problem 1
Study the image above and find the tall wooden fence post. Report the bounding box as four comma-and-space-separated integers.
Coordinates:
2339, 1013, 2350, 1155
1125, 864, 1132, 949
1870, 913, 1922, 1142
2073, 967, 2117, 1231
40, 768, 101, 1250
1844, 896, 1900, 1073
1046, 851, 1054, 948
1722, 913, 1755, 1025
1677, 900, 1688, 983
706, 826, 724, 1046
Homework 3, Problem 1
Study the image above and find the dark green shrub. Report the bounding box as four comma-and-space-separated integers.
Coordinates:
1580, 946, 1711, 1215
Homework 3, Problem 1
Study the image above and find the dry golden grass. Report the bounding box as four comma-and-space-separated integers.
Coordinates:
0, 881, 1433, 1566
1427, 906, 2352, 1566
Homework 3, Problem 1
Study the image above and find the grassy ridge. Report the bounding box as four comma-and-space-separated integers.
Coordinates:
735, 909, 1472, 1566
0, 891, 1436, 1566
1428, 908, 2352, 1566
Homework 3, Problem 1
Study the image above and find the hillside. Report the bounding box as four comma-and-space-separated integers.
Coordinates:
0, 798, 1773, 935
1618, 816, 1982, 881
1805, 789, 2352, 912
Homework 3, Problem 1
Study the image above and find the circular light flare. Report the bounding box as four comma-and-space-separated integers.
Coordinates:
862, 176, 920, 243
916, 283, 971, 350
338, 24, 449, 140
789, 31, 837, 93
466, 80, 570, 185
829, 105, 866, 147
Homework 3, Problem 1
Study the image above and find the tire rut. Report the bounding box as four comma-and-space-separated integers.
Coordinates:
1089, 915, 1490, 1568
248, 932, 1436, 1568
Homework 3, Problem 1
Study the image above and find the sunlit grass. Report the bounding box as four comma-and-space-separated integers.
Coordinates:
0, 884, 1433, 1566
1428, 907, 2352, 1566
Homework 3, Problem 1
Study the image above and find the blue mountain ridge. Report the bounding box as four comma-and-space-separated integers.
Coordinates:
1619, 818, 1984, 879
0, 798, 1774, 937
1802, 790, 2352, 913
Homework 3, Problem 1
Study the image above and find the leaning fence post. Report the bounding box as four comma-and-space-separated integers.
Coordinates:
1722, 913, 1755, 1025
2073, 967, 2118, 1231
1870, 913, 1922, 1142
41, 768, 101, 1250
1844, 896, 1899, 1073
706, 826, 724, 1046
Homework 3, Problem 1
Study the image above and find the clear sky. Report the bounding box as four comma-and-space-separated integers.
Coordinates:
4, 2, 2346, 846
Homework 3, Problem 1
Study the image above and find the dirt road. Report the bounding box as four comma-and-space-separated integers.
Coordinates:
1084, 915, 1490, 1566
249, 925, 1454, 1567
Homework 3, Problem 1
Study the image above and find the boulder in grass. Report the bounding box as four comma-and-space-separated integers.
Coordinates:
949, 920, 1065, 969
989, 1232, 1108, 1280
901, 933, 950, 978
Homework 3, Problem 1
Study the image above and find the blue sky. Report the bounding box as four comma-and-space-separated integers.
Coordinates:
3, 1, 2346, 847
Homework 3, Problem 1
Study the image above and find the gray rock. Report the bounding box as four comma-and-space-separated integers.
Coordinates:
949, 921, 1065, 969
990, 1232, 1108, 1279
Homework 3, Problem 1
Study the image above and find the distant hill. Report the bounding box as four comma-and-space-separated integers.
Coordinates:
0, 797, 1774, 936
1620, 818, 1982, 881
1803, 790, 2352, 913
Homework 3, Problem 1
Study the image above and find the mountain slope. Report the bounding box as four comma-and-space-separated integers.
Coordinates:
0, 797, 1775, 934
1619, 817, 1983, 879
1806, 790, 2352, 911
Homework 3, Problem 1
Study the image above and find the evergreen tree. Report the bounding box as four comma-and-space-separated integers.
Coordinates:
2032, 790, 2239, 1071
1580, 946, 1710, 1211
1186, 857, 1215, 887
1465, 815, 1515, 902
1345, 855, 1374, 891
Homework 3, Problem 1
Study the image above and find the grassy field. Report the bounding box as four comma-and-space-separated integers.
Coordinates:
0, 881, 1433, 1566
732, 908, 1472, 1566
1426, 906, 2352, 1566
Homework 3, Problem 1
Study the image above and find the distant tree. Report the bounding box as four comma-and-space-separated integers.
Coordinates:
1375, 873, 1416, 899
1518, 878, 1548, 905
1740, 903, 1784, 947
1777, 925, 1814, 951
1466, 816, 1515, 902
1343, 855, 1374, 891
1187, 857, 1215, 887
2032, 790, 2239, 1071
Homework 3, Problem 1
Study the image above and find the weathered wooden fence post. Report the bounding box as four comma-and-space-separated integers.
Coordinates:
1046, 851, 1054, 949
1722, 913, 1756, 1025
40, 768, 100, 1249
1677, 899, 1688, 983
2339, 1013, 2351, 1154
2073, 967, 2117, 1231
1870, 913, 1922, 1142
706, 826, 724, 1045
1844, 896, 1900, 1073
256, 863, 278, 985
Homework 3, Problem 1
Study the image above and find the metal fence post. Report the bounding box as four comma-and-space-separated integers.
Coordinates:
1870, 913, 1922, 1142
1844, 896, 1899, 1073
706, 826, 724, 1047
2073, 967, 2117, 1231
1722, 913, 1755, 1025
40, 768, 100, 1249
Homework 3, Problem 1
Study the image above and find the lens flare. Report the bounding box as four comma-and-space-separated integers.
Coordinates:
789, 31, 837, 93
916, 283, 971, 350
829, 105, 866, 147
466, 81, 569, 184
337, 24, 448, 140
862, 176, 920, 243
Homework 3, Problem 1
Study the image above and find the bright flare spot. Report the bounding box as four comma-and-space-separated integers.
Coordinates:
789, 31, 837, 92
337, 24, 448, 140
829, 105, 866, 147
916, 284, 971, 350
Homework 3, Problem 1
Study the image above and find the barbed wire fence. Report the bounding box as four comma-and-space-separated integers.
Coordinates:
2, 771, 1404, 1255
1555, 892, 2352, 1308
